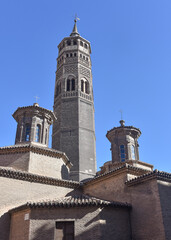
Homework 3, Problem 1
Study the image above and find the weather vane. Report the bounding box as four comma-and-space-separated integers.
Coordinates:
74, 14, 80, 23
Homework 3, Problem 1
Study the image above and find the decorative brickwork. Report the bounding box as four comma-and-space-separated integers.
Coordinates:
79, 65, 90, 77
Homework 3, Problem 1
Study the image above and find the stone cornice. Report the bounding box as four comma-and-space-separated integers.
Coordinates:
0, 167, 80, 188
0, 143, 72, 168
83, 164, 149, 187
125, 170, 171, 186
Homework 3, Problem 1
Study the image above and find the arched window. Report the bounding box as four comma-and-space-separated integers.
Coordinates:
25, 124, 31, 141
120, 145, 125, 162
70, 53, 72, 57
73, 40, 77, 45
35, 124, 41, 142
80, 41, 83, 46
131, 145, 135, 160
67, 79, 70, 91
67, 40, 71, 46
81, 80, 84, 92
84, 43, 87, 49
72, 79, 75, 91
85, 81, 89, 94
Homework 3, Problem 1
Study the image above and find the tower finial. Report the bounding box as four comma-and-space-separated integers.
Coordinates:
70, 14, 80, 37
119, 110, 125, 127
34, 96, 39, 104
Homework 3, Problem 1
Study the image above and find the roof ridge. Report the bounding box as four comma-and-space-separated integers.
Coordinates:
84, 163, 149, 185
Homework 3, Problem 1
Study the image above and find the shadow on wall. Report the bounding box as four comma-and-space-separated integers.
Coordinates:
32, 223, 54, 240
61, 164, 69, 180
31, 207, 132, 240
0, 212, 10, 240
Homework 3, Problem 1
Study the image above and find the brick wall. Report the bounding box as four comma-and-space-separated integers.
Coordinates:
84, 172, 129, 202
158, 180, 171, 240
9, 209, 30, 240
0, 152, 30, 171
17, 206, 131, 240
29, 152, 68, 179
84, 172, 166, 240
129, 179, 166, 240
0, 177, 74, 240
0, 151, 69, 179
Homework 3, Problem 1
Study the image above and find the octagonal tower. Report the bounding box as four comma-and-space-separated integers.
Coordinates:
52, 20, 96, 181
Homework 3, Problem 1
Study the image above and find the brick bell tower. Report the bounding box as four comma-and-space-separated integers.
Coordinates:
52, 19, 96, 181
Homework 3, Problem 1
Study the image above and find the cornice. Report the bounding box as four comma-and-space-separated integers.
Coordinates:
0, 144, 72, 168
125, 170, 171, 186
0, 167, 80, 188
13, 105, 56, 122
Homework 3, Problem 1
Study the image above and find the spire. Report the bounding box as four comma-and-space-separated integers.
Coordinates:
70, 15, 80, 37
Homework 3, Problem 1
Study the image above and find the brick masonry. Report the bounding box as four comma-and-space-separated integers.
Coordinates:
10, 207, 131, 240
84, 171, 167, 240
0, 176, 74, 240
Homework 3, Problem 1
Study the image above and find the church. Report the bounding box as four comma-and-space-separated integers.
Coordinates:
0, 19, 171, 240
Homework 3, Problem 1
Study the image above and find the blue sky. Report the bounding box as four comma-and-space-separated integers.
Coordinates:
0, 0, 171, 172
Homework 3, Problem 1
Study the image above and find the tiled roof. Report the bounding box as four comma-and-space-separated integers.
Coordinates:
0, 143, 72, 168
84, 163, 149, 185
9, 195, 131, 213
126, 170, 171, 186
0, 167, 80, 188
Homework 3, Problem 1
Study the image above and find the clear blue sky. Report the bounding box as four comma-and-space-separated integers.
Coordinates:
0, 0, 171, 172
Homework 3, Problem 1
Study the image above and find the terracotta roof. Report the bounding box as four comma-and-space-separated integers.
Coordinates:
126, 170, 171, 186
0, 167, 80, 188
0, 143, 72, 168
83, 163, 150, 186
9, 195, 131, 213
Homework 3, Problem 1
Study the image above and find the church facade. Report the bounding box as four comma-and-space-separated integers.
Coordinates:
0, 20, 171, 240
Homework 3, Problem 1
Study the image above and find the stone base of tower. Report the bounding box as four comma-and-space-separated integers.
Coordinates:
70, 171, 95, 182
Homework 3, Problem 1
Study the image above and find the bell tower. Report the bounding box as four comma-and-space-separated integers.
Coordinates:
52, 19, 96, 181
